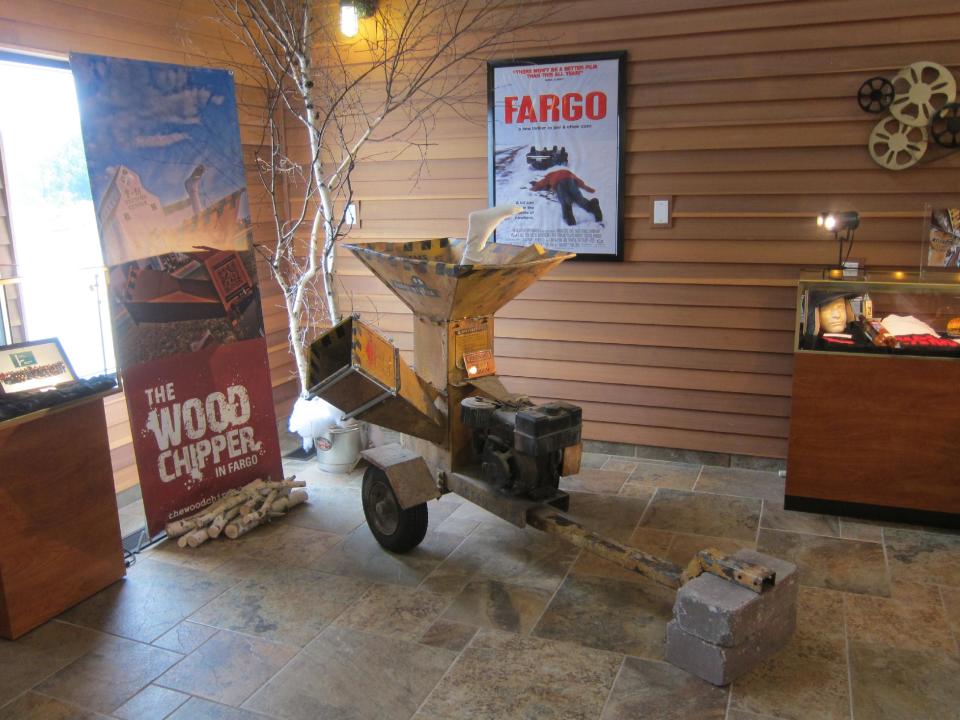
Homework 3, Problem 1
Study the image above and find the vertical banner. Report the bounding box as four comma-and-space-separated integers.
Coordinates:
488, 52, 625, 261
71, 54, 282, 537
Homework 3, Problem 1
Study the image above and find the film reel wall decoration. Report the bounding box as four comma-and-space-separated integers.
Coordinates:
858, 61, 959, 170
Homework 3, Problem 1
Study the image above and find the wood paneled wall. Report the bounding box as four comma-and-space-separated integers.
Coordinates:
329, 0, 960, 459
0, 0, 299, 492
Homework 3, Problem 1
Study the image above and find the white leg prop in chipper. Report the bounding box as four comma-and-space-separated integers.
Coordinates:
307, 233, 797, 685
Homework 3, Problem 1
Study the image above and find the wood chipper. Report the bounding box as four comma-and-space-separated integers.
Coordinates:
307, 237, 798, 685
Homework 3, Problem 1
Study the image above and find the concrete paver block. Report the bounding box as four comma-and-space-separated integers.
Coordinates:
665, 610, 796, 686
673, 549, 798, 647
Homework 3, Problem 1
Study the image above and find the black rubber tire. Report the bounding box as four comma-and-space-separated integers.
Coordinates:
361, 465, 428, 553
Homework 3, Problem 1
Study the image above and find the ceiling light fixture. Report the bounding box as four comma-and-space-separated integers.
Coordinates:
340, 0, 378, 37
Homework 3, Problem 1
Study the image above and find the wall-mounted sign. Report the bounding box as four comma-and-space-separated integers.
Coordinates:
0, 338, 76, 394
488, 51, 625, 261
71, 54, 282, 537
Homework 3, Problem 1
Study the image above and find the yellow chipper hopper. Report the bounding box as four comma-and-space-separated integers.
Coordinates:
307, 237, 797, 686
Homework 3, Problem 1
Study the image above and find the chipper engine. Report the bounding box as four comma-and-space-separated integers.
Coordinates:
307, 231, 798, 686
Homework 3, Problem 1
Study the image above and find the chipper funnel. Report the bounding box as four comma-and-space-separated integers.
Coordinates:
344, 239, 573, 322
307, 316, 445, 445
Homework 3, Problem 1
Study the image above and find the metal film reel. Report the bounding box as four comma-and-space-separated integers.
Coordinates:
857, 77, 895, 113
930, 103, 960, 149
890, 61, 957, 127
868, 116, 928, 171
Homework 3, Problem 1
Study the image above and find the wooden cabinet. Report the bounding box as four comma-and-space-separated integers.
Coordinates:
786, 272, 960, 528
786, 352, 960, 526
0, 393, 125, 639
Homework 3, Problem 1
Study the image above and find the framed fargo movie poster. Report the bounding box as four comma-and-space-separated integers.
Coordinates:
488, 51, 625, 261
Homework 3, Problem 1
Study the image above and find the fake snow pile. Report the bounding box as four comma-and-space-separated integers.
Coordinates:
288, 395, 354, 451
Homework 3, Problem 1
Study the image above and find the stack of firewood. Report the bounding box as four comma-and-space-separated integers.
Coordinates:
165, 477, 307, 548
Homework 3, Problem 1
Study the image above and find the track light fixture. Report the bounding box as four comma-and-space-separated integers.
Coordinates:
816, 211, 860, 269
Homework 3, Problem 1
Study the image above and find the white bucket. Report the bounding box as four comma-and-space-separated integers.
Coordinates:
315, 424, 363, 473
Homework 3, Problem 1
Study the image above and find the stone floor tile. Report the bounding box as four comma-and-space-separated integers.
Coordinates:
761, 501, 840, 538
157, 629, 297, 706
883, 527, 960, 587
297, 463, 365, 490
664, 532, 755, 567
35, 633, 181, 714
243, 625, 455, 720
730, 634, 849, 720
189, 564, 369, 647
849, 640, 960, 720
435, 500, 505, 530
422, 522, 577, 597
639, 489, 762, 542
601, 655, 728, 720
152, 620, 218, 655
57, 558, 237, 643
757, 529, 890, 596
695, 466, 785, 504
602, 458, 638, 473
418, 619, 477, 652
0, 621, 106, 707
113, 684, 190, 720
143, 536, 241, 574
625, 460, 700, 491
441, 579, 552, 634
795, 587, 845, 641
564, 490, 650, 543
281, 486, 366, 535
839, 519, 883, 543
0, 692, 110, 720
559, 468, 628, 495
844, 582, 956, 654
635, 445, 728, 466
579, 451, 609, 469
167, 696, 272, 719
942, 586, 960, 649
314, 525, 465, 587
231, 522, 342, 571
726, 710, 783, 720
332, 584, 451, 641
415, 629, 621, 720
532, 574, 674, 659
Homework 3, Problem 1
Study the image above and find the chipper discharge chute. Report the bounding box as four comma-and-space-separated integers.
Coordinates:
307, 235, 798, 685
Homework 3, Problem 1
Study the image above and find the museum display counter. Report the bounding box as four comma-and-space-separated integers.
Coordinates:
785, 270, 960, 527
0, 388, 125, 639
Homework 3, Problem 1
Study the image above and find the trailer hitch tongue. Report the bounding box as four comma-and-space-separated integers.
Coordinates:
526, 506, 775, 593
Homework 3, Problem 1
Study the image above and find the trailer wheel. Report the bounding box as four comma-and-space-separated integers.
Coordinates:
362, 465, 428, 553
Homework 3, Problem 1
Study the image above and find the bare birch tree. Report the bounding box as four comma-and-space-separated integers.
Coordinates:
206, 0, 551, 397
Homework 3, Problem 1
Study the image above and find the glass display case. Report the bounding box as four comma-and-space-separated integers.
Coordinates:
796, 269, 960, 357
787, 270, 960, 528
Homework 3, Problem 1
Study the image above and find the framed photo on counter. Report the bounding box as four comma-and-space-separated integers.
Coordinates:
0, 338, 77, 394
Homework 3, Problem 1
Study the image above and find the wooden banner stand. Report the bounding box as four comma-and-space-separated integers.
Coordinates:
0, 392, 125, 639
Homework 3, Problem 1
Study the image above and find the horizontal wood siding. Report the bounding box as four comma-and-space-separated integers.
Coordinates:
0, 0, 298, 492
327, 0, 960, 458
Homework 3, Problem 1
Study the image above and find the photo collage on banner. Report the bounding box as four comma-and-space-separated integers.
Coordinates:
71, 54, 282, 536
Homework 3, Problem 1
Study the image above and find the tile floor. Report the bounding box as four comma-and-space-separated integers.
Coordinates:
3, 453, 960, 720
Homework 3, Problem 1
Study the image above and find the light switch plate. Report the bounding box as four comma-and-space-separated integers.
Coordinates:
650, 195, 673, 227
345, 202, 360, 227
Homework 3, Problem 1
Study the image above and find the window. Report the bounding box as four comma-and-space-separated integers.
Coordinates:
0, 52, 114, 378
